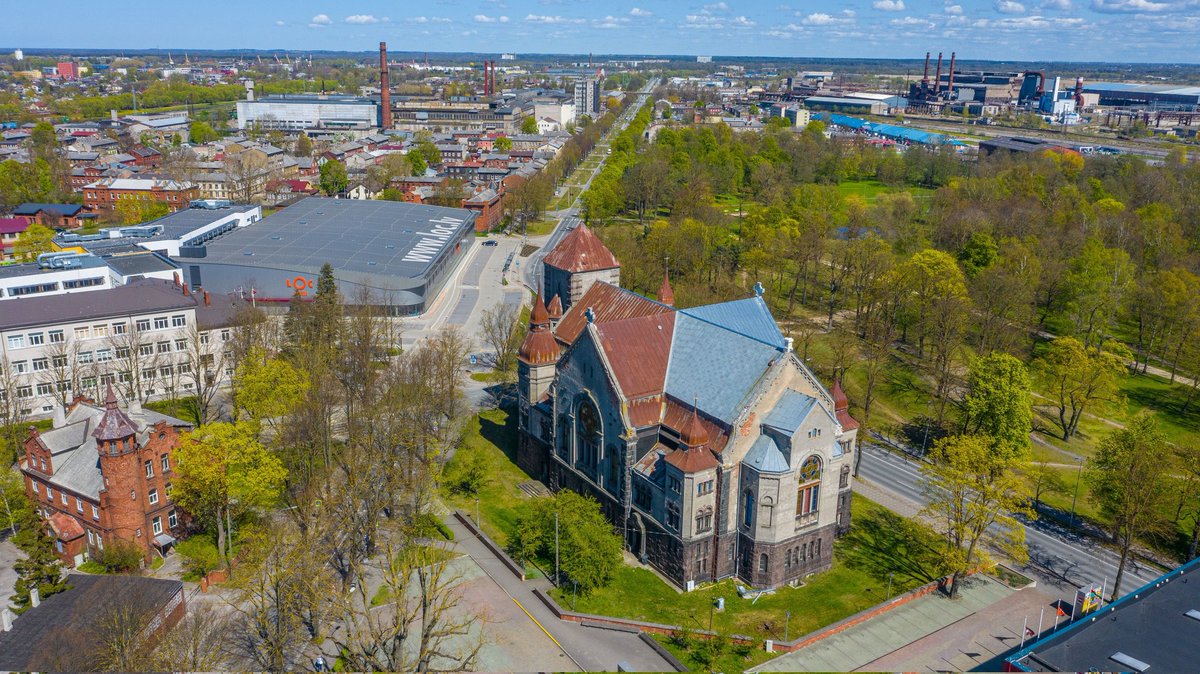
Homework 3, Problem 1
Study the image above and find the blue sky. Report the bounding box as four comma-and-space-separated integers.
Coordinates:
4, 0, 1199, 62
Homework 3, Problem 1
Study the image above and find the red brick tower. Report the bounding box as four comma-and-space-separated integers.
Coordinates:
94, 384, 149, 557
379, 42, 392, 130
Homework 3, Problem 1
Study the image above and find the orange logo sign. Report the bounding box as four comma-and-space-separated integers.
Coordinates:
286, 276, 314, 296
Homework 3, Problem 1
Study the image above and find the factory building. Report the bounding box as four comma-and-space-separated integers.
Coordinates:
172, 197, 477, 315
235, 95, 380, 131
803, 96, 889, 116
1083, 82, 1200, 111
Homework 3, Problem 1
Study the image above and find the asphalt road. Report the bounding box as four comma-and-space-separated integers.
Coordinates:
856, 443, 1162, 594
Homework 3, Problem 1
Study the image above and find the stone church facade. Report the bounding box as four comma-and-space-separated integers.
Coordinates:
516, 224, 859, 590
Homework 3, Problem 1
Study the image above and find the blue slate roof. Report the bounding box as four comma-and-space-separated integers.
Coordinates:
680, 296, 787, 348
743, 434, 791, 473
763, 389, 819, 435
13, 203, 84, 217
665, 312, 782, 424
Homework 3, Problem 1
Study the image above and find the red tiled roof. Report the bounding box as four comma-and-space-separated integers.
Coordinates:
48, 512, 85, 541
679, 405, 710, 448
542, 224, 620, 273
0, 218, 28, 235
518, 329, 560, 365
547, 294, 563, 319
663, 398, 729, 453
664, 446, 719, 473
554, 282, 670, 346
593, 313, 674, 399
627, 396, 664, 428
831, 379, 859, 430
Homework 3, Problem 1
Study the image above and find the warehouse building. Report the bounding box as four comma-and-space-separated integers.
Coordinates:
235, 95, 380, 131
803, 96, 889, 116
1083, 82, 1200, 111
173, 197, 477, 315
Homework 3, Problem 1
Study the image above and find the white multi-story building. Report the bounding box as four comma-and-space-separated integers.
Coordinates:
0, 278, 237, 419
573, 79, 601, 118
236, 95, 379, 131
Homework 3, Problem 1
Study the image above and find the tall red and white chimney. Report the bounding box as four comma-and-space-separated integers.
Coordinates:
379, 42, 392, 129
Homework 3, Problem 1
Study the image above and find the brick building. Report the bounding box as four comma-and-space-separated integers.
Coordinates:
517, 228, 858, 591
82, 178, 198, 213
11, 203, 87, 229
462, 186, 503, 232
20, 385, 189, 567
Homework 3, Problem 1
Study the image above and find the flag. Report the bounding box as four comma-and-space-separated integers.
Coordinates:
1056, 606, 1066, 617
1025, 627, 1036, 637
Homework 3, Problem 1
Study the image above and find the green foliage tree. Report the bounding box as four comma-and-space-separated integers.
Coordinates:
513, 491, 622, 594
295, 131, 313, 157
1064, 237, 1133, 347
1035, 337, 1130, 440
962, 353, 1033, 460
1089, 414, 1171, 600
9, 495, 70, 613
173, 421, 287, 570
319, 160, 349, 196
494, 135, 513, 152
407, 149, 428, 176
114, 198, 170, 225
95, 538, 146, 573
520, 116, 539, 135
176, 536, 223, 577
234, 347, 309, 425
416, 139, 441, 169
188, 121, 219, 145
920, 435, 1032, 598
11, 223, 55, 262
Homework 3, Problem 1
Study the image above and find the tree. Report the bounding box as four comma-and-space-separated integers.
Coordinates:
1089, 415, 1171, 600
10, 508, 70, 613
12, 222, 55, 261
494, 135, 513, 152
188, 121, 219, 144
1063, 237, 1133, 347
319, 159, 348, 196
114, 198, 169, 225
921, 435, 1031, 598
1027, 460, 1067, 509
295, 131, 313, 157
181, 324, 225, 426
172, 421, 287, 569
479, 301, 525, 373
223, 151, 269, 204
148, 604, 232, 671
1035, 337, 1129, 441
513, 491, 623, 594
520, 115, 539, 134
0, 362, 31, 465
897, 249, 971, 422
233, 347, 308, 430
407, 148, 428, 175
961, 353, 1033, 461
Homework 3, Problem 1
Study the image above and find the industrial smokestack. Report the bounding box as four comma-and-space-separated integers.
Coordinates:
1075, 76, 1085, 108
934, 52, 943, 93
379, 42, 392, 130
947, 52, 956, 96
921, 51, 930, 90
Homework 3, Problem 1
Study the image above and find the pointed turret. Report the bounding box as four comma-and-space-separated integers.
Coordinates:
667, 404, 718, 473
830, 377, 859, 431
92, 383, 138, 444
518, 294, 560, 366
657, 270, 674, 307
542, 223, 621, 312
546, 294, 564, 330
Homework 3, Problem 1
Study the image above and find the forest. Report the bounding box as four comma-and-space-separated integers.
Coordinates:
582, 96, 1200, 578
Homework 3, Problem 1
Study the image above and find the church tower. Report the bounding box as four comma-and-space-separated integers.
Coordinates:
541, 224, 620, 312
93, 384, 148, 556
517, 294, 560, 432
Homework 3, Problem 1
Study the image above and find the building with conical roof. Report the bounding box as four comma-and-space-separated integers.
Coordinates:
20, 385, 191, 567
541, 223, 621, 313
517, 230, 858, 591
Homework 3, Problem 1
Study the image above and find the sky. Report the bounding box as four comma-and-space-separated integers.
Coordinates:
3, 0, 1199, 63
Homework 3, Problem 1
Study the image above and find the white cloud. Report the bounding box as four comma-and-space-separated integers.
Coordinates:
524, 14, 583, 23
995, 0, 1027, 12
972, 14, 1087, 28
275, 19, 286, 26
1090, 0, 1170, 11
843, 8, 857, 16
945, 3, 964, 12
431, 17, 452, 23
704, 1, 730, 11
474, 14, 509, 22
596, 15, 630, 27
630, 7, 652, 16
1040, 0, 1072, 7
872, 0, 906, 10
344, 14, 379, 24
684, 13, 724, 27
731, 15, 757, 25
308, 13, 332, 28
801, 11, 854, 24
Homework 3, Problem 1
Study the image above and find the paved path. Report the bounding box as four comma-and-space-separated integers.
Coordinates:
443, 514, 674, 672
0, 539, 26, 611
751, 576, 1013, 673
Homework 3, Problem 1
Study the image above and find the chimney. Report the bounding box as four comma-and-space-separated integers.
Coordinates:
110, 109, 118, 122
52, 405, 66, 429
30, 588, 39, 608
203, 290, 211, 306
182, 282, 190, 296
947, 52, 956, 96
934, 52, 943, 92
379, 42, 392, 130
921, 51, 930, 90
1, 608, 13, 632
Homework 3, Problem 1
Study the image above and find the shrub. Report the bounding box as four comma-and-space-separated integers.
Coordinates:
177, 536, 222, 576
512, 491, 622, 594
96, 538, 145, 574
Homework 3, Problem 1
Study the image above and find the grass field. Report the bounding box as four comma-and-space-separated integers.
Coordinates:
440, 408, 532, 547
836, 179, 934, 203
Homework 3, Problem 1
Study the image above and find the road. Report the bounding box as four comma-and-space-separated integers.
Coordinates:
901, 115, 1174, 160
856, 443, 1162, 594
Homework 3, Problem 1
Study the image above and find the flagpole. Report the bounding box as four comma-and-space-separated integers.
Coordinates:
1020, 616, 1029, 648
1037, 607, 1044, 637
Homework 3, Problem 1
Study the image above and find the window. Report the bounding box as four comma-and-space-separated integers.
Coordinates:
666, 500, 681, 530
174, 339, 186, 352
199, 333, 210, 345
797, 456, 822, 519
48, 330, 64, 344
92, 504, 99, 520
6, 335, 25, 349
31, 481, 38, 494
92, 324, 109, 338
31, 358, 48, 372
759, 553, 769, 573
760, 496, 775, 528
46, 486, 53, 501
152, 516, 163, 535
117, 347, 131, 359
168, 509, 177, 527
698, 479, 714, 496
139, 344, 154, 357
220, 329, 231, 341
8, 283, 57, 297
12, 360, 28, 374
112, 322, 127, 335
576, 401, 601, 473
63, 277, 105, 290
135, 319, 151, 332
160, 365, 173, 377
143, 367, 156, 380
74, 327, 90, 340
39, 458, 46, 471
88, 529, 94, 544
633, 482, 652, 510
840, 465, 851, 489
742, 490, 755, 528
696, 507, 713, 533
667, 475, 681, 494
157, 341, 171, 354
81, 377, 95, 390
78, 351, 93, 364
96, 532, 103, 549
96, 349, 113, 363
15, 385, 32, 400
51, 355, 67, 368
148, 488, 159, 505
76, 497, 83, 513
28, 332, 44, 346
145, 460, 154, 478
154, 317, 169, 330
171, 315, 186, 327
160, 455, 170, 473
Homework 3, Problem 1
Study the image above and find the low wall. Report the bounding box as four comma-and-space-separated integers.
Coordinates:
639, 632, 688, 672
453, 509, 525, 581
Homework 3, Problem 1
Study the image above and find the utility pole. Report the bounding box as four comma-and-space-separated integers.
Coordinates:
1070, 456, 1084, 525
555, 510, 560, 586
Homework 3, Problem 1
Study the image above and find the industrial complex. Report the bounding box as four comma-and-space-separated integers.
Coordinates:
172, 197, 477, 314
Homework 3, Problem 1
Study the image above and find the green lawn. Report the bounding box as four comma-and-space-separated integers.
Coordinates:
836, 179, 934, 203
469, 370, 513, 384
654, 632, 778, 673
440, 408, 533, 547
525, 218, 558, 236
551, 494, 948, 643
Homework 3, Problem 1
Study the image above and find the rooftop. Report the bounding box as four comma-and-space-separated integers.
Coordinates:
0, 277, 234, 332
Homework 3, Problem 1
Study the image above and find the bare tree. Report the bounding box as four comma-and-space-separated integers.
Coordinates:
148, 604, 233, 671
223, 151, 270, 204
182, 324, 226, 425
479, 301, 524, 373
0, 361, 31, 463
107, 324, 161, 404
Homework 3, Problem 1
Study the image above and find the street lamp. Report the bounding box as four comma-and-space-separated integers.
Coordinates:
1070, 456, 1084, 526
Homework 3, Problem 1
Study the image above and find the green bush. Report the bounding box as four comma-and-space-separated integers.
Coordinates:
95, 538, 145, 574
176, 536, 222, 576
512, 491, 622, 594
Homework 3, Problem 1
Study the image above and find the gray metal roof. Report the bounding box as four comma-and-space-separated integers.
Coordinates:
187, 197, 477, 282
763, 389, 819, 436
0, 278, 198, 332
743, 434, 791, 473
680, 296, 787, 349
103, 252, 178, 277
665, 312, 782, 424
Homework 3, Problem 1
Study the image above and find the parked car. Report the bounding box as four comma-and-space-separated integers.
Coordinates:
482, 239, 499, 246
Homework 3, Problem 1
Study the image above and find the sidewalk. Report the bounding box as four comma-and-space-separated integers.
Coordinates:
853, 477, 922, 519
751, 575, 1014, 673
442, 513, 674, 672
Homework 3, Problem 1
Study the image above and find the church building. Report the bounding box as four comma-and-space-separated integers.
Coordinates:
517, 224, 859, 590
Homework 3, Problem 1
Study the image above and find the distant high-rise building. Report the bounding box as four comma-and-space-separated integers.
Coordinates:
500, 53, 516, 61
13, 49, 23, 61
697, 55, 713, 63
574, 78, 601, 117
